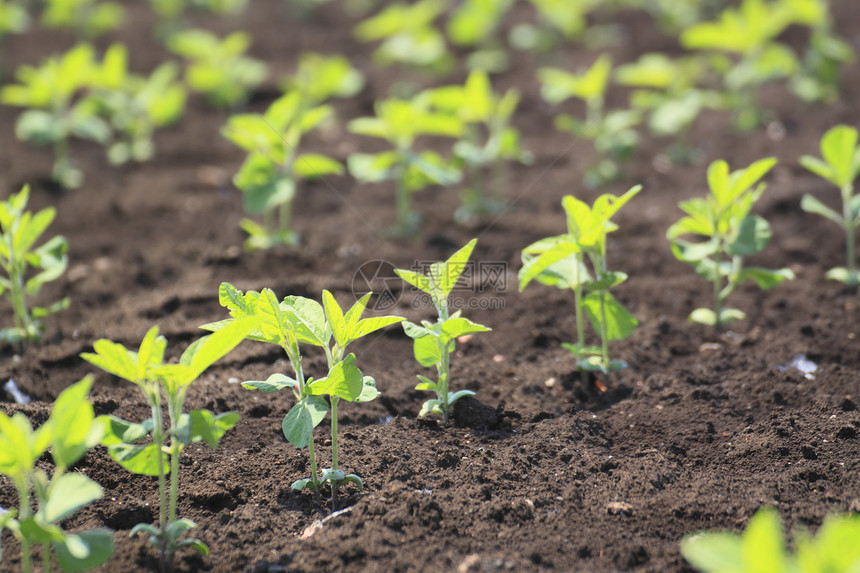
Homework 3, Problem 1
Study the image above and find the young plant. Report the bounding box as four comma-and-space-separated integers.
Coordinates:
667, 158, 794, 328
538, 55, 641, 188
0, 185, 69, 347
280, 52, 365, 106
204, 283, 403, 509
0, 44, 111, 188
424, 70, 532, 223
791, 21, 855, 104
681, 506, 860, 573
80, 320, 255, 571
41, 0, 124, 39
167, 29, 267, 110
446, 0, 514, 72
222, 91, 342, 249
348, 96, 463, 237
0, 0, 28, 48
509, 0, 590, 54
0, 376, 114, 573
799, 124, 860, 290
519, 186, 640, 376
394, 239, 491, 425
85, 44, 186, 165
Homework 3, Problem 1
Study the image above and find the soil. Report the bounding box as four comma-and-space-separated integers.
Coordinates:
2, 1, 860, 571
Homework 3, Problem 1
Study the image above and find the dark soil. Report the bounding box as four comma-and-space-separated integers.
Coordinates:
2, 1, 860, 571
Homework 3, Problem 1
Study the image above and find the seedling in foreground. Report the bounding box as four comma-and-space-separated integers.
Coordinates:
222, 91, 342, 249
205, 283, 402, 509
395, 239, 491, 425
0, 376, 114, 573
0, 185, 69, 347
799, 124, 860, 290
519, 187, 640, 376
667, 158, 794, 328
81, 321, 255, 572
681, 506, 860, 573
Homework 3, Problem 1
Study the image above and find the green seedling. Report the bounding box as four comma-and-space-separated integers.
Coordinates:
510, 0, 590, 54
353, 0, 452, 75
424, 70, 532, 223
167, 29, 267, 110
667, 157, 794, 328
41, 0, 123, 38
446, 0, 514, 72
80, 321, 255, 572
204, 283, 402, 509
348, 96, 462, 237
0, 185, 68, 348
519, 186, 640, 376
0, 0, 28, 47
395, 239, 491, 425
791, 23, 855, 104
538, 55, 641, 188
280, 52, 364, 106
0, 376, 113, 573
222, 91, 341, 249
85, 44, 186, 165
681, 506, 860, 573
799, 124, 860, 290
1, 43, 111, 189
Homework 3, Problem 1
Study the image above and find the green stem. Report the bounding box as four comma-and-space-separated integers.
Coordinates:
17, 482, 32, 573
713, 244, 723, 330
149, 397, 170, 571
572, 253, 586, 371
279, 200, 292, 237
842, 183, 857, 290
599, 289, 609, 372
395, 174, 411, 235
42, 543, 52, 573
167, 396, 181, 526
291, 350, 321, 501
330, 396, 339, 510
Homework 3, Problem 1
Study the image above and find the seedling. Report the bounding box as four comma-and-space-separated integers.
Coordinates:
799, 124, 860, 290
1, 44, 111, 188
538, 55, 641, 188
791, 24, 855, 104
667, 158, 794, 328
0, 185, 69, 347
424, 70, 532, 223
167, 29, 267, 110
0, 376, 113, 573
41, 0, 124, 39
395, 239, 491, 425
348, 96, 462, 237
510, 0, 589, 54
81, 321, 255, 572
205, 283, 402, 509
0, 0, 28, 47
222, 91, 342, 249
519, 187, 640, 376
280, 52, 365, 106
86, 43, 186, 165
681, 506, 860, 573
446, 0, 514, 72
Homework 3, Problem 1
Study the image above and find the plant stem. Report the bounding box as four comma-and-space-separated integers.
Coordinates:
842, 183, 857, 290
292, 350, 321, 502
42, 543, 52, 573
572, 253, 586, 368
17, 482, 32, 573
330, 396, 339, 510
167, 396, 181, 526
395, 174, 410, 236
149, 397, 170, 572
713, 246, 723, 330
279, 199, 292, 238
599, 290, 609, 372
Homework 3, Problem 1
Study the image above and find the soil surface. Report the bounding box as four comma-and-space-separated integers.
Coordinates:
2, 1, 860, 571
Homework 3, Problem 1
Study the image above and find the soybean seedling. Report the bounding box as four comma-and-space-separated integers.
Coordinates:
0, 44, 111, 189
395, 239, 491, 425
519, 186, 640, 376
509, 0, 590, 54
280, 52, 364, 107
424, 70, 532, 223
167, 29, 267, 110
81, 320, 255, 572
538, 55, 641, 188
446, 0, 514, 72
0, 185, 69, 347
681, 506, 860, 573
667, 158, 794, 328
799, 124, 860, 290
222, 91, 342, 249
0, 377, 114, 573
348, 96, 462, 237
205, 283, 402, 509
41, 0, 124, 39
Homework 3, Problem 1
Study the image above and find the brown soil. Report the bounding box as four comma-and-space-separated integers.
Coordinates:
2, 1, 860, 571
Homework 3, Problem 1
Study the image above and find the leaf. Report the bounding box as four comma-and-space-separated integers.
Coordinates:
166, 518, 198, 540
174, 317, 257, 385
293, 154, 344, 179
81, 339, 140, 385
418, 399, 443, 418
689, 308, 718, 326
175, 537, 209, 556
582, 292, 638, 341
241, 373, 298, 393
517, 240, 579, 290
726, 215, 771, 256
448, 390, 475, 406
347, 151, 399, 183
54, 530, 115, 572
107, 443, 166, 477
670, 239, 719, 263
439, 316, 491, 343
189, 410, 240, 449
48, 376, 103, 468
820, 124, 859, 187
719, 308, 747, 325
413, 334, 442, 368
738, 267, 794, 289
281, 396, 328, 448
42, 473, 103, 523
741, 507, 788, 573
355, 376, 380, 403
282, 295, 327, 347
429, 238, 477, 299
800, 194, 843, 224
680, 531, 744, 573
415, 375, 438, 391
99, 416, 152, 446
800, 155, 836, 185
306, 354, 364, 401
342, 474, 364, 489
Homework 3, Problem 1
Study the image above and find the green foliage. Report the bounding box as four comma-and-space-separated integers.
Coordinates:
509, 0, 591, 53
395, 239, 491, 424
0, 376, 114, 573
791, 25, 855, 104
168, 29, 267, 110
280, 52, 364, 106
0, 44, 111, 188
348, 95, 462, 236
519, 187, 640, 375
205, 283, 402, 508
222, 91, 341, 249
423, 70, 531, 222
0, 0, 28, 41
0, 185, 69, 348
799, 125, 860, 289
41, 0, 124, 38
84, 43, 186, 165
681, 507, 860, 573
81, 321, 254, 570
353, 0, 451, 73
538, 55, 640, 188
667, 158, 794, 328
446, 0, 514, 72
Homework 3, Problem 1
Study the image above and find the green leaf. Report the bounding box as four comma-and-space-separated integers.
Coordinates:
439, 316, 491, 344
741, 507, 788, 573
47, 376, 103, 469
347, 151, 399, 183
448, 389, 475, 406
175, 537, 209, 556
282, 295, 327, 347
825, 267, 857, 284
188, 410, 239, 449
413, 334, 442, 368
517, 240, 579, 290
738, 267, 795, 289
800, 193, 843, 224
281, 396, 328, 448
43, 473, 103, 523
241, 373, 298, 393
689, 308, 717, 326
166, 518, 198, 540
54, 529, 113, 572
670, 239, 719, 263
306, 354, 364, 401
726, 215, 771, 257
800, 155, 836, 185
820, 124, 859, 187
107, 443, 166, 477
418, 399, 443, 418
355, 376, 380, 403
582, 292, 637, 341
176, 316, 257, 384
99, 416, 152, 446
719, 308, 747, 325
680, 531, 744, 573
342, 474, 363, 489
415, 375, 438, 391
429, 238, 477, 299
293, 154, 343, 179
